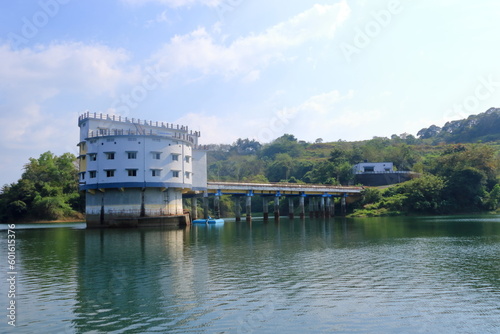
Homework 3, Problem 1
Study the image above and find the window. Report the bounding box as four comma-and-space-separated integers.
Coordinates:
127, 152, 137, 159
172, 154, 179, 161
89, 153, 97, 161
105, 152, 115, 160
152, 169, 161, 177
106, 138, 114, 142
89, 171, 97, 178
152, 152, 161, 160
105, 170, 115, 177
185, 156, 191, 163
172, 170, 179, 178
128, 137, 137, 142
363, 166, 374, 172
127, 169, 137, 177
185, 171, 190, 179
80, 172, 85, 180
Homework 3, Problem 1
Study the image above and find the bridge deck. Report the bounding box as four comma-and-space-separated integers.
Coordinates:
205, 181, 363, 196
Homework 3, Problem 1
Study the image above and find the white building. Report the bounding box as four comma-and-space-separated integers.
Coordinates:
352, 162, 394, 174
78, 112, 207, 227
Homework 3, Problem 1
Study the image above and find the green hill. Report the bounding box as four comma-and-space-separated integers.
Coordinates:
417, 107, 500, 143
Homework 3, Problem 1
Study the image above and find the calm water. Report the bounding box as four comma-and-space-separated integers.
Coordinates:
1, 216, 500, 333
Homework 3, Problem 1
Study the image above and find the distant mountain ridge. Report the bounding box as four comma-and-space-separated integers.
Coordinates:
417, 107, 500, 143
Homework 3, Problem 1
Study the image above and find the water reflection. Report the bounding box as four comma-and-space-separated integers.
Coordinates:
1, 216, 499, 333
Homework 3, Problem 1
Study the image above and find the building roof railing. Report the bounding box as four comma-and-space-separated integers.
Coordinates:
79, 111, 200, 137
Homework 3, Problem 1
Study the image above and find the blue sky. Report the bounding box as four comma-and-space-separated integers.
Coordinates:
1, 0, 500, 186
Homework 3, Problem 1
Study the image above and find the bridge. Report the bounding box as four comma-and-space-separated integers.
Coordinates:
185, 181, 363, 221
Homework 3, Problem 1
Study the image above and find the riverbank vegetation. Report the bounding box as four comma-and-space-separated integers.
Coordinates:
2, 108, 500, 221
0, 152, 84, 222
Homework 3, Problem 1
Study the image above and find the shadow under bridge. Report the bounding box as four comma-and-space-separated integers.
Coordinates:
184, 181, 364, 221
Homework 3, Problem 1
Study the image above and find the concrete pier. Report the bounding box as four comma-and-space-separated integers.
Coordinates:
299, 196, 305, 219
246, 195, 252, 222
288, 197, 294, 219
274, 194, 280, 220
214, 195, 220, 219
191, 197, 198, 220
263, 197, 269, 221
234, 196, 241, 222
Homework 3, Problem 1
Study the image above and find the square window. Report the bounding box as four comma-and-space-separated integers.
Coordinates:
185, 156, 191, 163
127, 152, 137, 159
185, 172, 190, 179
80, 172, 85, 180
172, 154, 179, 161
106, 170, 115, 177
152, 152, 161, 160
172, 170, 179, 178
127, 169, 137, 177
89, 171, 97, 178
152, 169, 161, 177
89, 154, 97, 161
106, 152, 115, 160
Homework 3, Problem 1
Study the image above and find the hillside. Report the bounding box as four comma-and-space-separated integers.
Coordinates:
417, 107, 500, 143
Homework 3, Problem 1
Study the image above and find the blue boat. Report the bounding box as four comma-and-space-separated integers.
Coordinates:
192, 216, 224, 225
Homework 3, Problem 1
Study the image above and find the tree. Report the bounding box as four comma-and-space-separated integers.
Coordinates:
0, 151, 83, 222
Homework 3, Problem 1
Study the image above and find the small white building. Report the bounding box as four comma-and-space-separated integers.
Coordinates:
78, 112, 207, 227
352, 162, 394, 174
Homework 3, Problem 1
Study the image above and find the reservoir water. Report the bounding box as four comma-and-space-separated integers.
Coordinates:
1, 216, 500, 333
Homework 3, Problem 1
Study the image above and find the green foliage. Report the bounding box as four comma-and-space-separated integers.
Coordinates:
0, 151, 83, 222
417, 108, 500, 143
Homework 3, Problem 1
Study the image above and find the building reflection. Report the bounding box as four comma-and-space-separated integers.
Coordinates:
72, 226, 198, 333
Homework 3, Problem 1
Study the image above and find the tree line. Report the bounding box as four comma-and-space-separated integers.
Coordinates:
0, 152, 84, 222
2, 126, 500, 222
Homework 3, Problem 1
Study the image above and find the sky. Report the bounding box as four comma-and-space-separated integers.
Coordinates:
1, 0, 500, 186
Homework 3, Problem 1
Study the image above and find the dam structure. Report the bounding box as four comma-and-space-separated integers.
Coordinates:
77, 112, 207, 227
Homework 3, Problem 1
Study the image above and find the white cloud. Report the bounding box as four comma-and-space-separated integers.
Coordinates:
0, 43, 138, 98
150, 2, 351, 81
0, 42, 142, 185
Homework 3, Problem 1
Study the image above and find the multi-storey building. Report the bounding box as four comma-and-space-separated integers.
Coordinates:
77, 112, 207, 227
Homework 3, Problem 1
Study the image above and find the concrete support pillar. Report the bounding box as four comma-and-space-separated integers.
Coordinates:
299, 195, 305, 219
203, 195, 209, 219
315, 197, 321, 218
263, 197, 269, 221
288, 197, 294, 219
246, 195, 252, 222
325, 197, 331, 218
191, 197, 198, 220
332, 198, 335, 217
341, 194, 347, 216
214, 195, 221, 219
309, 197, 314, 218
274, 194, 280, 220
320, 197, 325, 218
234, 196, 241, 222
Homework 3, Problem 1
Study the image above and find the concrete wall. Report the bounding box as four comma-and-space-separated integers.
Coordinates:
353, 162, 394, 173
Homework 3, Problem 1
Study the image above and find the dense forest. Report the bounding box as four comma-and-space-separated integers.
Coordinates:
2, 108, 500, 221
0, 152, 84, 222
417, 107, 500, 143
